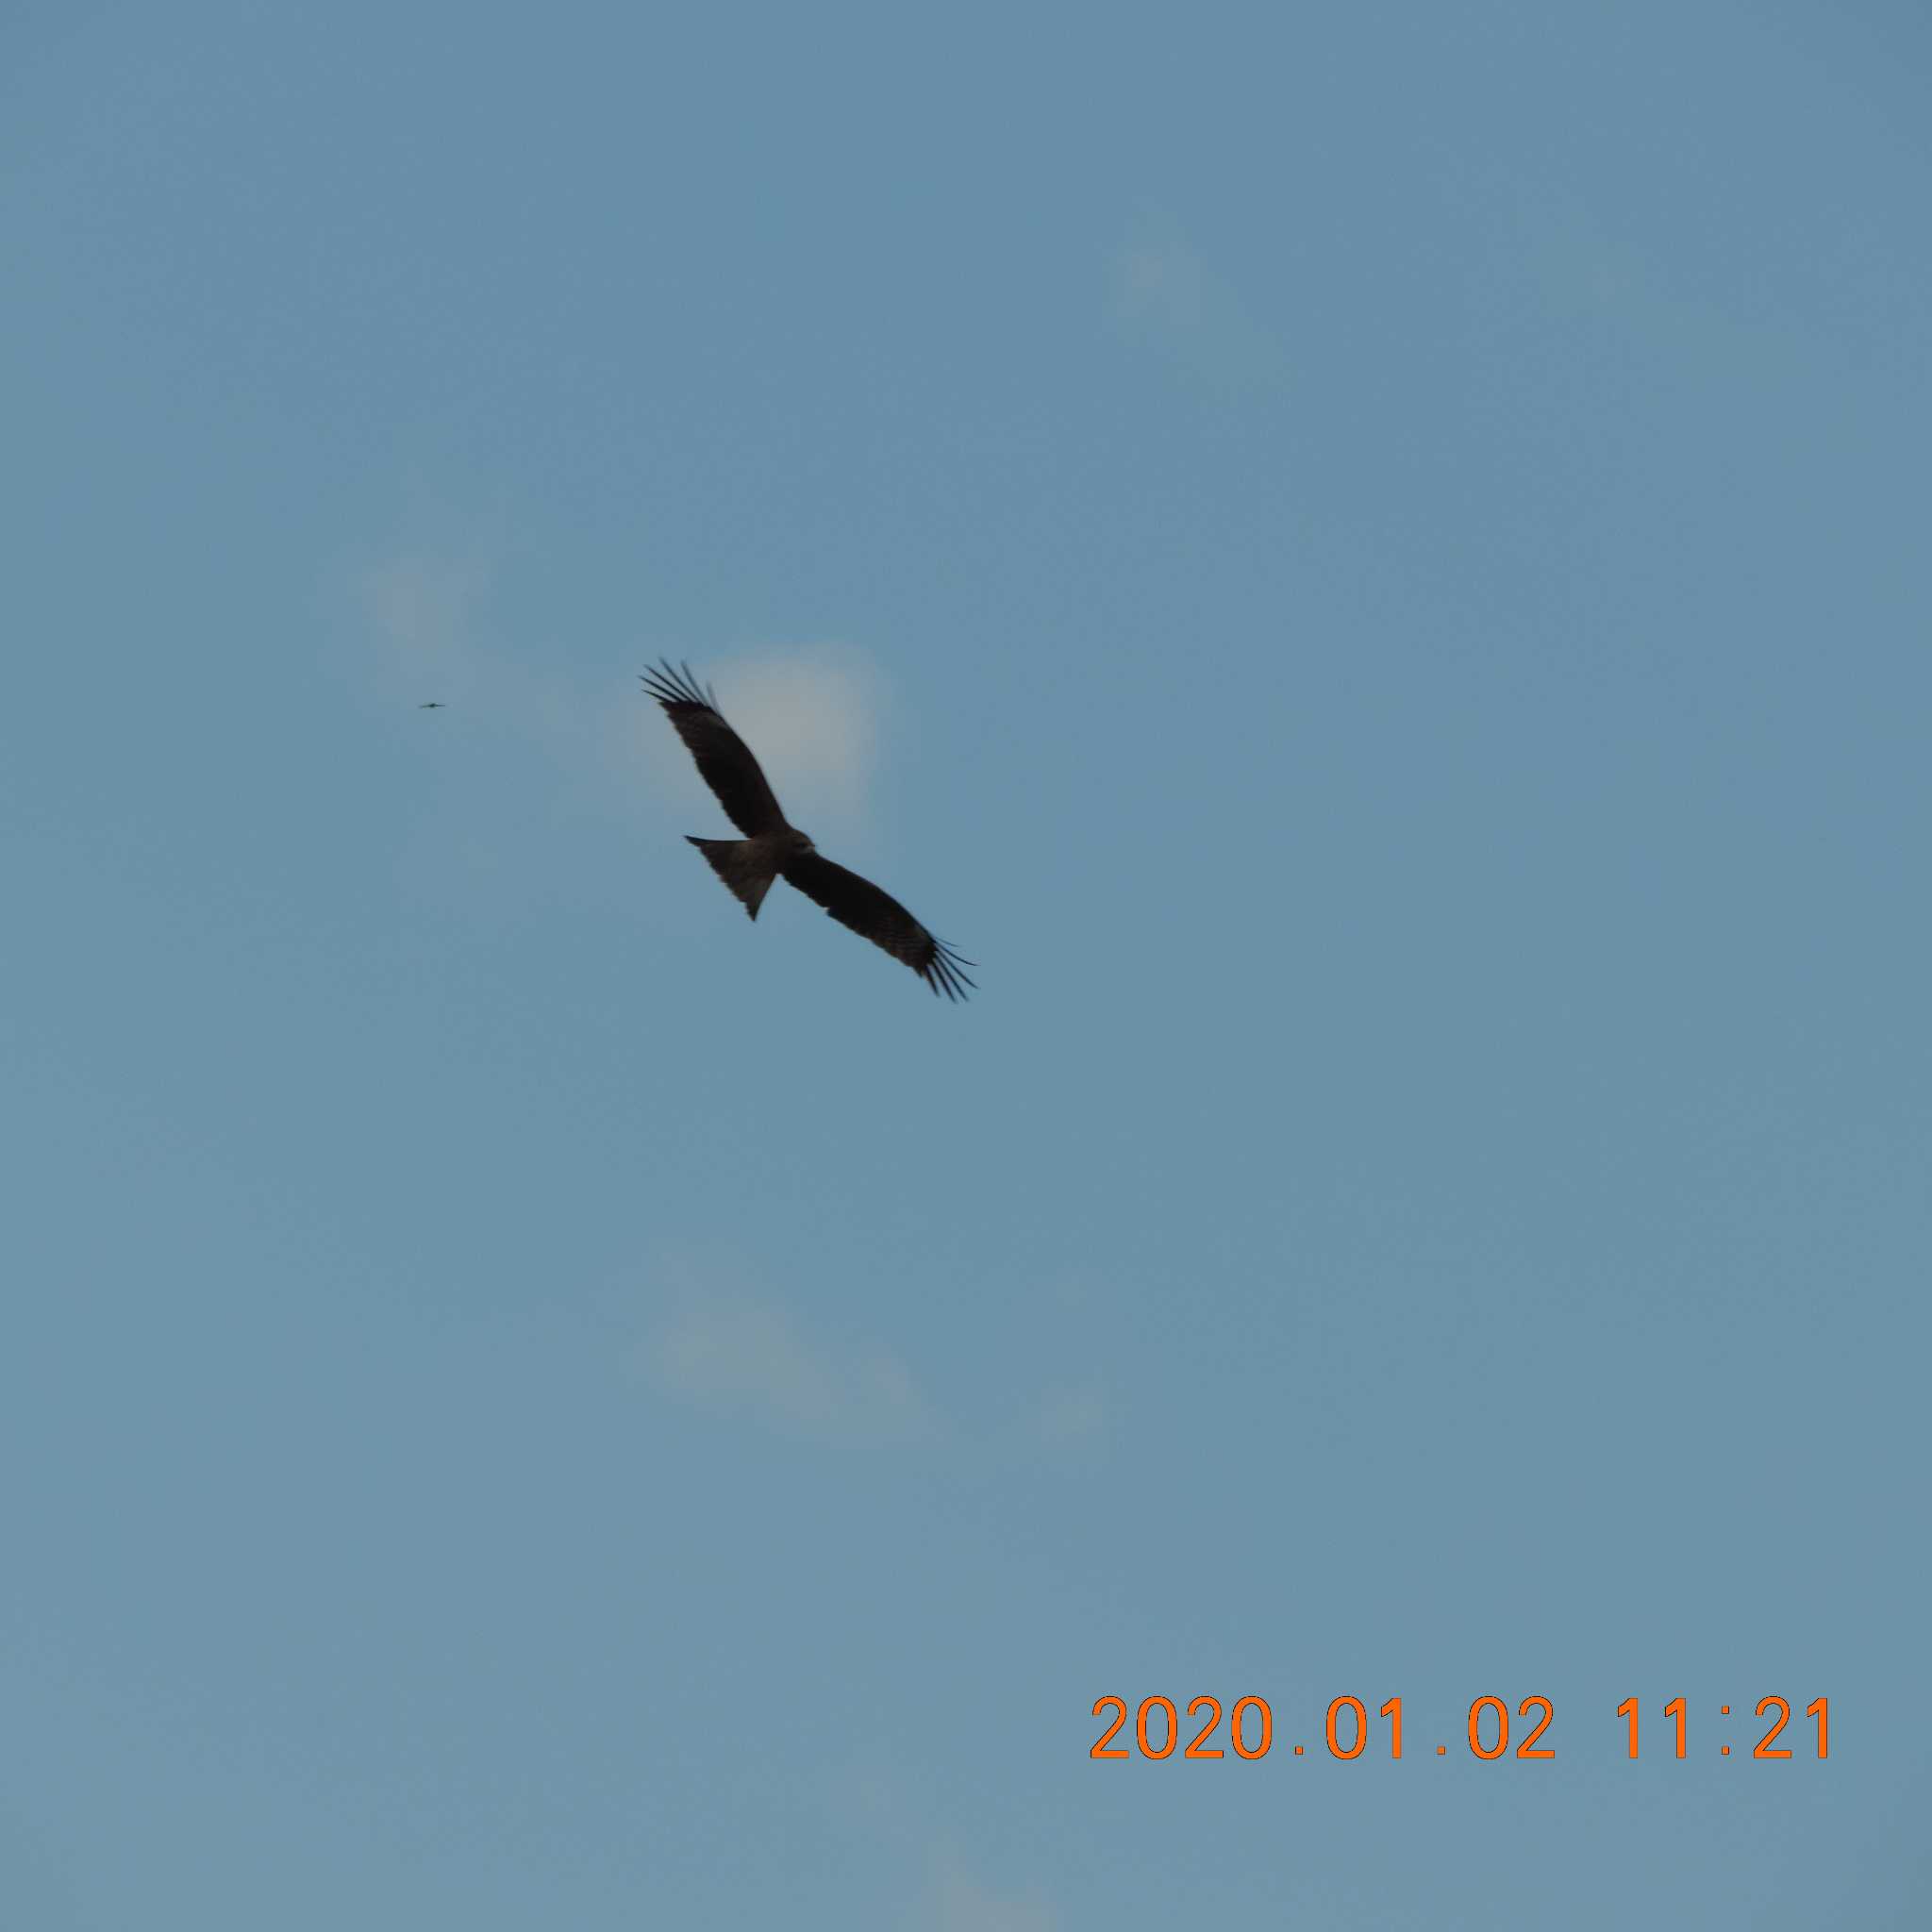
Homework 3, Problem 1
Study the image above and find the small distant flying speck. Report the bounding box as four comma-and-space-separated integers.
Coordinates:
418, 701, 445, 708
641, 659, 974, 1001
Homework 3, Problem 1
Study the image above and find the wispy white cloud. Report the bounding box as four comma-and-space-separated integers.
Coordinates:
357, 545, 884, 836
643, 1296, 936, 1442
1112, 210, 1286, 389
808, 1766, 1065, 1932
717, 647, 878, 826
1031, 1381, 1108, 1447
360, 552, 491, 694
635, 1256, 1110, 1466
359, 545, 580, 737
925, 1857, 1062, 1932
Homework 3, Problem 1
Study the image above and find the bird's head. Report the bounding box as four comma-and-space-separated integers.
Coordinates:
783, 827, 818, 857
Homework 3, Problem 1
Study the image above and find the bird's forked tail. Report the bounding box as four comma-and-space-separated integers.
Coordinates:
685, 837, 778, 920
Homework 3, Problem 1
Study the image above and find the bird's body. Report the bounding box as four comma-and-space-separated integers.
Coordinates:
683, 827, 810, 920
641, 660, 974, 1000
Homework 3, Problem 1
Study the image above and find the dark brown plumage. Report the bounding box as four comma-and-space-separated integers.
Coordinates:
641, 659, 974, 1001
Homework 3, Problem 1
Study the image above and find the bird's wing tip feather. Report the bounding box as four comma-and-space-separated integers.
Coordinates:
923, 939, 976, 1001
641, 658, 717, 711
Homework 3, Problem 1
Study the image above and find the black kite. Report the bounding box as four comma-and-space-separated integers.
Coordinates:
641, 660, 974, 1001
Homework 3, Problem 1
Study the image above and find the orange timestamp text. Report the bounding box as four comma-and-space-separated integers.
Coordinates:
1091, 1695, 1830, 1761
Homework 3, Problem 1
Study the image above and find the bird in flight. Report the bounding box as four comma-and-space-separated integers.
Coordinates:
418, 701, 446, 708
641, 659, 974, 1000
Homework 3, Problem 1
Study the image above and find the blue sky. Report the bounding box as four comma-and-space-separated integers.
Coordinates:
5, 3, 1929, 1924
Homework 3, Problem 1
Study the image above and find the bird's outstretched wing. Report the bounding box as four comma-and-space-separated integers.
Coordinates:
641, 659, 789, 837
779, 853, 975, 1001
